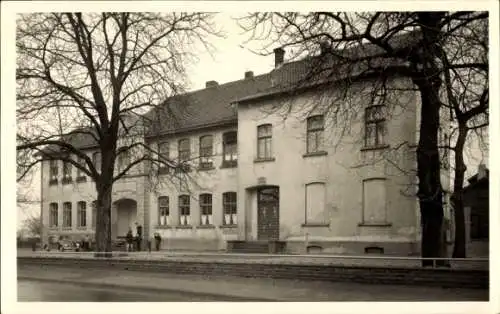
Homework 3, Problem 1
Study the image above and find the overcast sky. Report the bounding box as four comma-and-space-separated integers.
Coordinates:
185, 13, 274, 91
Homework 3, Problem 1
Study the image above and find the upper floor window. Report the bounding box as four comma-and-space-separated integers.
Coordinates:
76, 156, 86, 180
49, 203, 58, 227
77, 201, 86, 228
199, 135, 214, 169
223, 192, 237, 225
178, 195, 191, 226
365, 104, 386, 148
307, 115, 325, 153
178, 138, 190, 162
257, 124, 273, 159
199, 193, 213, 225
158, 196, 170, 226
158, 142, 170, 173
49, 160, 58, 184
222, 132, 237, 167
92, 152, 101, 173
62, 161, 72, 183
63, 202, 72, 228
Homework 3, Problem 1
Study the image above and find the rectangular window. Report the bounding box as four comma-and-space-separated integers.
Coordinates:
63, 202, 72, 228
307, 115, 325, 153
158, 196, 170, 226
76, 156, 86, 179
365, 104, 386, 148
305, 183, 326, 224
77, 201, 86, 228
49, 160, 58, 182
257, 124, 273, 159
178, 195, 191, 226
49, 203, 58, 227
117, 148, 130, 173
178, 138, 190, 162
362, 179, 387, 224
199, 135, 213, 169
158, 142, 170, 173
223, 132, 237, 166
223, 192, 237, 225
200, 194, 213, 225
91, 201, 97, 229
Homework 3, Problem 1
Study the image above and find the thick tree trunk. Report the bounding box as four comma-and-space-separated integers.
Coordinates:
452, 124, 468, 258
94, 145, 116, 258
414, 12, 446, 267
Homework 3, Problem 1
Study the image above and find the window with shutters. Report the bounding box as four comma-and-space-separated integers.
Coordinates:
362, 179, 388, 224
305, 183, 326, 224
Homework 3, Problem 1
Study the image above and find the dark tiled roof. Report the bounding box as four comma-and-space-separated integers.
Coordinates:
41, 30, 422, 148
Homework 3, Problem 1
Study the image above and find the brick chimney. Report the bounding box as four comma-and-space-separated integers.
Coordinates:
274, 47, 285, 68
244, 71, 254, 79
205, 80, 218, 88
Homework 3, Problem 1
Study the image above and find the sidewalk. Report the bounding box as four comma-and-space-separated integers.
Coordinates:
18, 263, 488, 301
17, 248, 489, 270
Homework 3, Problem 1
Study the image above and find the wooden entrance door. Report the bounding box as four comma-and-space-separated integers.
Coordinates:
257, 187, 279, 240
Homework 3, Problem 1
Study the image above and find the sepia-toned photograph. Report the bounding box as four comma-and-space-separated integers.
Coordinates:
1, 1, 497, 313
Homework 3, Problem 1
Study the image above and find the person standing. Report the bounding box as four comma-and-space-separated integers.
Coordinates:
126, 228, 134, 252
135, 222, 143, 252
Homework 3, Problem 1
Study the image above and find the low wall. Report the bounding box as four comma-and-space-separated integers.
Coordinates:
17, 256, 488, 289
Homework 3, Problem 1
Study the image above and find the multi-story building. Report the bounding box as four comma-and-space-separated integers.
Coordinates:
40, 42, 449, 255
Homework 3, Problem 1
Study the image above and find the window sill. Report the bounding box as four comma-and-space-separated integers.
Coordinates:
76, 226, 87, 230
76, 176, 87, 183
254, 157, 275, 163
176, 225, 193, 229
219, 224, 237, 229
62, 227, 72, 230
220, 162, 237, 169
358, 222, 392, 227
301, 223, 330, 227
49, 226, 59, 230
302, 151, 328, 158
62, 178, 73, 185
49, 179, 58, 186
197, 165, 215, 171
156, 225, 173, 229
360, 145, 390, 152
197, 225, 216, 229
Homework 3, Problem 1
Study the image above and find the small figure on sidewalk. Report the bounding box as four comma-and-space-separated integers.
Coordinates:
135, 222, 143, 252
126, 228, 134, 252
154, 232, 162, 251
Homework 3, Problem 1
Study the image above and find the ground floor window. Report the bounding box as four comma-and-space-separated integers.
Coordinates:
77, 201, 86, 227
223, 192, 237, 225
49, 203, 58, 227
158, 196, 170, 226
63, 202, 72, 228
362, 178, 387, 224
200, 193, 213, 225
179, 195, 191, 225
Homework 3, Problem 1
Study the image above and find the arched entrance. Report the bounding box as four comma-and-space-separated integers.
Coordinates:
112, 198, 137, 239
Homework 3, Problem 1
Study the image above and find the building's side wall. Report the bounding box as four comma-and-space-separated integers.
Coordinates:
237, 77, 420, 255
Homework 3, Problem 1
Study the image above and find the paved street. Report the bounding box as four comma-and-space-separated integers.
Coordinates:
18, 264, 488, 302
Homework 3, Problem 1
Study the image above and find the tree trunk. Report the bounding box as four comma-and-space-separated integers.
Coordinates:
414, 12, 446, 267
452, 124, 468, 258
94, 145, 115, 258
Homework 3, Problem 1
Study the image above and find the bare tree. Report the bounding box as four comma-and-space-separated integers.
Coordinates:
16, 12, 219, 256
238, 11, 488, 263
